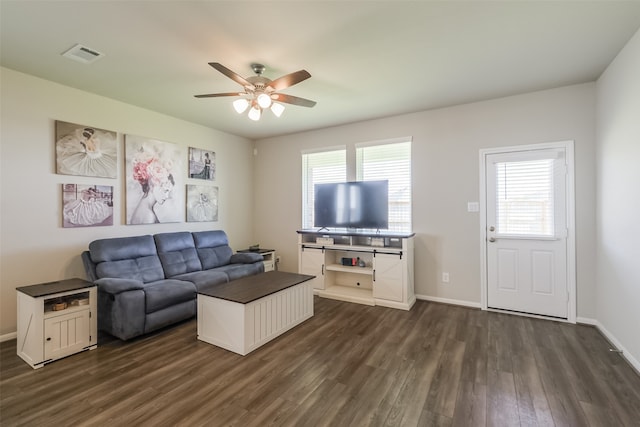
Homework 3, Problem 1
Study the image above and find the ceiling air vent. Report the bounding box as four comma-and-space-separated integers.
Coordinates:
62, 44, 105, 64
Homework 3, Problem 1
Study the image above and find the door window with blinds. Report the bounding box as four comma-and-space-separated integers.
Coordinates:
493, 150, 565, 237
301, 139, 411, 232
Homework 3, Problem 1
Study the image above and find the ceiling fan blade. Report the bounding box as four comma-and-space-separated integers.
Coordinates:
194, 92, 244, 98
272, 93, 317, 108
267, 70, 311, 91
208, 62, 255, 89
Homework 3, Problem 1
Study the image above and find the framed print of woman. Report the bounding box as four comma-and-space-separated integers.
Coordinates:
56, 121, 117, 178
125, 135, 183, 224
189, 147, 216, 181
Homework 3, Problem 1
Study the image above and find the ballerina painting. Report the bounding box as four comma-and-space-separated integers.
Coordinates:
62, 184, 113, 227
189, 147, 215, 181
125, 135, 183, 224
56, 121, 117, 178
186, 185, 218, 222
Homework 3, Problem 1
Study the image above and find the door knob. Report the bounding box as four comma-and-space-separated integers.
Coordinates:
489, 237, 496, 242
489, 226, 495, 232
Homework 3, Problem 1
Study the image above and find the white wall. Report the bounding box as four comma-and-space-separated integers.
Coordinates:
0, 68, 255, 337
0, 67, 606, 342
253, 84, 597, 316
596, 29, 640, 370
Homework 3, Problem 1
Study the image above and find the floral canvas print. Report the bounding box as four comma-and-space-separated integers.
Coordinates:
56, 121, 117, 178
189, 147, 215, 180
186, 185, 218, 222
125, 135, 184, 224
62, 184, 113, 227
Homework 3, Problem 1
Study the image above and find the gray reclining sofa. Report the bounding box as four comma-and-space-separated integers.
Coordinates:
82, 230, 264, 340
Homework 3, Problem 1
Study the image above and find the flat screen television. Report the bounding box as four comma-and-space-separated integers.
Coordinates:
314, 180, 389, 230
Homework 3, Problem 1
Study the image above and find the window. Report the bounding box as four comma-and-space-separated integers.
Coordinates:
356, 140, 412, 232
301, 139, 412, 232
301, 148, 346, 229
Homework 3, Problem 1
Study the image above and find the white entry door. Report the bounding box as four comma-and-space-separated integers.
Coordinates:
484, 143, 573, 319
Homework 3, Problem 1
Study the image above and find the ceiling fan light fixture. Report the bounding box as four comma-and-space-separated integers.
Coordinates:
271, 102, 285, 118
232, 98, 249, 114
248, 106, 261, 121
196, 62, 316, 122
257, 93, 272, 109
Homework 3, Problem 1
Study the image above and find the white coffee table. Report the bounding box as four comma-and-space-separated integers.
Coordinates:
197, 271, 314, 355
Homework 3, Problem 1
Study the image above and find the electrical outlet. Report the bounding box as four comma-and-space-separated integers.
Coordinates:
442, 272, 450, 283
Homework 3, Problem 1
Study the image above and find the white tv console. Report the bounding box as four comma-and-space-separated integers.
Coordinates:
297, 230, 415, 310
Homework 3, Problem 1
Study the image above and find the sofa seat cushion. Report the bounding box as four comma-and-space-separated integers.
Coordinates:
215, 263, 264, 281
143, 279, 196, 314
171, 270, 229, 291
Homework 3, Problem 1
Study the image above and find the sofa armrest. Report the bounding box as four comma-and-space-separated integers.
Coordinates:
230, 252, 264, 264
95, 277, 144, 295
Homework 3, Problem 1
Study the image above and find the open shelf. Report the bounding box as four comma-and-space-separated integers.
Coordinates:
317, 285, 375, 306
325, 264, 372, 275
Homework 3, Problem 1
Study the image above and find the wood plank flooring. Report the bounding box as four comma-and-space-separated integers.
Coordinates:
2, 297, 640, 426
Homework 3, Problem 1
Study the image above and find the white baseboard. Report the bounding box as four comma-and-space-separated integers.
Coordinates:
0, 332, 17, 343
576, 316, 598, 326
592, 320, 640, 375
575, 317, 639, 374
415, 294, 481, 309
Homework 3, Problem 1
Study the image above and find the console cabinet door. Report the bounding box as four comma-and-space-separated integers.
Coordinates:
300, 247, 325, 290
44, 310, 91, 361
373, 253, 404, 302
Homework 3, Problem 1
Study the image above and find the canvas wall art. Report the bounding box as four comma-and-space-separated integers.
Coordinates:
125, 135, 184, 224
56, 121, 117, 178
186, 185, 218, 222
189, 147, 216, 181
62, 184, 114, 227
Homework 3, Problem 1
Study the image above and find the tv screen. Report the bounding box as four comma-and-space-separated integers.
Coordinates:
314, 180, 388, 229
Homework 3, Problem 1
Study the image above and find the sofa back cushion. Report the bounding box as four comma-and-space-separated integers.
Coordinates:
154, 232, 203, 278
193, 230, 233, 269
89, 235, 164, 283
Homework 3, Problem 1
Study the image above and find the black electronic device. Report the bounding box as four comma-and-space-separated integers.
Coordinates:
314, 180, 389, 230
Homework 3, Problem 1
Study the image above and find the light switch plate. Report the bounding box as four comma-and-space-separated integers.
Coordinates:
467, 202, 479, 212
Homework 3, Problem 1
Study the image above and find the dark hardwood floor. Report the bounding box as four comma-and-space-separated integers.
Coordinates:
2, 297, 639, 426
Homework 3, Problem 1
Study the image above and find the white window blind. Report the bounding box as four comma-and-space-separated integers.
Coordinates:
302, 149, 346, 229
356, 140, 412, 232
495, 158, 554, 236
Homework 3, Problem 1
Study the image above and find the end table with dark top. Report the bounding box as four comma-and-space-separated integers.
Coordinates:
197, 271, 314, 355
16, 278, 98, 369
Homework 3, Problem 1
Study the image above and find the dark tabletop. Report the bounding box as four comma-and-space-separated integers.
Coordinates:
198, 271, 314, 304
16, 278, 95, 298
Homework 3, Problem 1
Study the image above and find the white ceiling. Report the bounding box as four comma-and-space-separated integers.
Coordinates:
2, 1, 640, 140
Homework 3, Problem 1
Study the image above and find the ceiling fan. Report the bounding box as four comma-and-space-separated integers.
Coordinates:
195, 62, 317, 121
